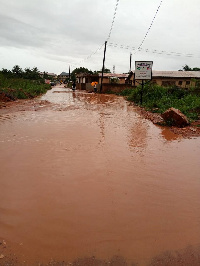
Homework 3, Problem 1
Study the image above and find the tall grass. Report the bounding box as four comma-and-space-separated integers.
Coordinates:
0, 73, 51, 100
120, 84, 200, 121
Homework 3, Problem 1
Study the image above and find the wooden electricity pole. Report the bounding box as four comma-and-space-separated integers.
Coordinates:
100, 41, 107, 93
130, 53, 132, 72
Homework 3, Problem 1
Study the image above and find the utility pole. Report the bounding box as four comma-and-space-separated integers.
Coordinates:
140, 79, 144, 105
130, 53, 132, 72
100, 41, 107, 93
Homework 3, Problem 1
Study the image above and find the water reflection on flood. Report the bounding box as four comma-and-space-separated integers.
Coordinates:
0, 86, 200, 265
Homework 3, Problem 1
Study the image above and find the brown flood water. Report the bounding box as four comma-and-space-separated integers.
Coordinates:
0, 85, 200, 265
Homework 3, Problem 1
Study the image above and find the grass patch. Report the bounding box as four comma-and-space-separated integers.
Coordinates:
0, 73, 51, 100
122, 84, 200, 121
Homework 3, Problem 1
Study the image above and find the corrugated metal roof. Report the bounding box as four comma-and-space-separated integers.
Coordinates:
152, 71, 200, 78
98, 73, 128, 78
76, 73, 97, 77
60, 72, 69, 76
47, 72, 57, 76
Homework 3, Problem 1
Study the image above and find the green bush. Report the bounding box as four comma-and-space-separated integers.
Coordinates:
0, 73, 51, 100
119, 88, 134, 96
122, 83, 200, 121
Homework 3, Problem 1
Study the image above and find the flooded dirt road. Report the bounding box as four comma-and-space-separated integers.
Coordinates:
0, 85, 200, 265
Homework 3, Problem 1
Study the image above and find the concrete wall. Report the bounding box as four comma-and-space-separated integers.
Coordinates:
86, 83, 100, 92
76, 83, 132, 93
101, 83, 132, 94
76, 83, 86, 90
153, 78, 196, 88
101, 77, 126, 84
129, 76, 198, 88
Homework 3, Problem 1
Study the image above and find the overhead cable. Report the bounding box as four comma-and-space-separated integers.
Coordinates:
70, 0, 120, 67
136, 0, 163, 52
108, 42, 199, 58
107, 0, 120, 41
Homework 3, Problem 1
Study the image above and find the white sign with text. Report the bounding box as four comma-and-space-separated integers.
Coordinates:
135, 61, 153, 80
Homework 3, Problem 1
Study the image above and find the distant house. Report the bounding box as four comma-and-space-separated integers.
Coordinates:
58, 72, 69, 82
98, 73, 128, 84
76, 72, 130, 93
47, 72, 57, 80
39, 72, 57, 80
126, 71, 200, 88
76, 73, 99, 90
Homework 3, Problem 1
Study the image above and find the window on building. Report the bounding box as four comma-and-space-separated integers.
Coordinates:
186, 81, 190, 85
162, 81, 176, 86
151, 79, 157, 84
178, 81, 183, 85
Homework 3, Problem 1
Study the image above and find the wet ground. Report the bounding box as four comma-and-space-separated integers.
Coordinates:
0, 85, 200, 265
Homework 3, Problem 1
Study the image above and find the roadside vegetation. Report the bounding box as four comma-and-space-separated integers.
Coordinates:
120, 83, 200, 121
70, 66, 111, 81
0, 65, 51, 101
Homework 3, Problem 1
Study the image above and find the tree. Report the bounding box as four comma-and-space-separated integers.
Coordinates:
192, 67, 200, 71
24, 67, 40, 80
181, 64, 200, 71
94, 68, 111, 74
183, 64, 192, 71
103, 68, 111, 73
12, 65, 23, 77
1, 68, 13, 78
70, 67, 93, 81
31, 67, 40, 79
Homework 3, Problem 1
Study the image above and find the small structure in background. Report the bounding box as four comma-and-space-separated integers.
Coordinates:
40, 72, 57, 81
100, 73, 128, 84
75, 69, 200, 94
58, 72, 70, 83
76, 72, 130, 93
76, 73, 99, 91
126, 71, 200, 88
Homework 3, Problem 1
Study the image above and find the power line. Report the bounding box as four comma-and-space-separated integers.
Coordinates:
69, 0, 200, 70
107, 0, 120, 41
108, 43, 136, 51
69, 42, 104, 68
136, 0, 163, 52
108, 42, 200, 58
70, 0, 120, 68
80, 43, 105, 63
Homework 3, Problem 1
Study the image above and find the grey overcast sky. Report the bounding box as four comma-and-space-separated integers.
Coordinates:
0, 0, 199, 74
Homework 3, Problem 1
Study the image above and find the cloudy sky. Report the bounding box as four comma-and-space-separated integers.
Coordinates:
0, 0, 199, 74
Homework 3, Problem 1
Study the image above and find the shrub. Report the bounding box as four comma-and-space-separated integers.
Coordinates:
0, 73, 51, 100
122, 83, 200, 121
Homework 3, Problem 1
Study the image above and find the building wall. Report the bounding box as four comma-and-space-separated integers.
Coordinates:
76, 83, 86, 90
129, 76, 197, 88
153, 78, 196, 88
86, 83, 100, 92
100, 77, 126, 84
77, 82, 131, 93
101, 84, 132, 94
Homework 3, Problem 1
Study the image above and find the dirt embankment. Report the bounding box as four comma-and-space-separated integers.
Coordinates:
1, 238, 200, 266
131, 103, 200, 138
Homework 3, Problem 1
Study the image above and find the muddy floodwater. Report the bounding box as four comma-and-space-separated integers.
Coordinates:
0, 85, 200, 265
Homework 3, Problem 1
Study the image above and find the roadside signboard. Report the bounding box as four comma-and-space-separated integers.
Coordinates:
135, 61, 153, 80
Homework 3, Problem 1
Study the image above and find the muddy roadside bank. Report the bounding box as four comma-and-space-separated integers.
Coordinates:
1, 95, 200, 138
1, 238, 200, 266
126, 101, 200, 138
